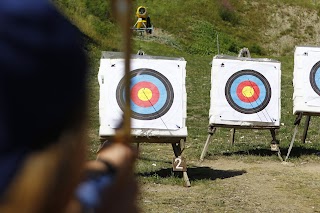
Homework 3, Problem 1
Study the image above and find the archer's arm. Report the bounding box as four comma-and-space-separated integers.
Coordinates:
65, 143, 138, 213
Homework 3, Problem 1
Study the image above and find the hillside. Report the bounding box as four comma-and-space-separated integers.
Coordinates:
55, 0, 320, 56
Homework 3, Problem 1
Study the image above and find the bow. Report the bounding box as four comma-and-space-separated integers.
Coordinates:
111, 0, 133, 143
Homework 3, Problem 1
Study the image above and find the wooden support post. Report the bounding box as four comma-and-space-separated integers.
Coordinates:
172, 139, 190, 187
200, 126, 216, 161
270, 129, 276, 141
285, 113, 303, 161
183, 172, 190, 187
270, 128, 279, 151
171, 142, 181, 158
230, 128, 236, 145
200, 134, 212, 161
301, 115, 311, 143
285, 124, 300, 161
200, 124, 281, 161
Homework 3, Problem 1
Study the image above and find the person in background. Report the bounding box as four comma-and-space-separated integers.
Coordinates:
0, 0, 138, 212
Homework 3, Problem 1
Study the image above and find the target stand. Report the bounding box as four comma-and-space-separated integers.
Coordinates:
200, 52, 281, 161
286, 46, 320, 161
98, 51, 190, 186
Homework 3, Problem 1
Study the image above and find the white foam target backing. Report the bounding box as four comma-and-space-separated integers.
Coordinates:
209, 55, 281, 127
293, 46, 320, 114
98, 52, 187, 137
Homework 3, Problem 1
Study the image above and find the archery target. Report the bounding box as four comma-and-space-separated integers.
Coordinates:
98, 52, 187, 136
225, 70, 271, 114
116, 68, 174, 120
209, 55, 281, 127
293, 46, 320, 114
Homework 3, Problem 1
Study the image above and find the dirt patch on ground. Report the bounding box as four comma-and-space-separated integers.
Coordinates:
265, 4, 320, 55
139, 158, 320, 212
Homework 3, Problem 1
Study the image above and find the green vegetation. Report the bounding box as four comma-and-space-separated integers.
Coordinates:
53, 0, 320, 212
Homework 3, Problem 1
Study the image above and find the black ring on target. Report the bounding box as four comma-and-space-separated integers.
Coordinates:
309, 61, 320, 96
225, 70, 271, 114
116, 68, 174, 120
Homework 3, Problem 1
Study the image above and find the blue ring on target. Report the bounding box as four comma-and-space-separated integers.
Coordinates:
309, 61, 320, 96
130, 75, 167, 114
225, 70, 271, 114
116, 68, 174, 120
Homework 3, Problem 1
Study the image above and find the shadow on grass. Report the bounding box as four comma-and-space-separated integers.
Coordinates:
221, 146, 320, 158
138, 166, 246, 181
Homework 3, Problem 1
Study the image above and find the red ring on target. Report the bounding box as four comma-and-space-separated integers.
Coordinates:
236, 81, 260, 103
131, 81, 160, 107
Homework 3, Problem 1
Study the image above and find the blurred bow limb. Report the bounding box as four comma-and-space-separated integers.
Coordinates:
111, 0, 133, 144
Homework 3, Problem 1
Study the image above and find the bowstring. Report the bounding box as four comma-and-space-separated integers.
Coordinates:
141, 89, 171, 131
245, 77, 274, 123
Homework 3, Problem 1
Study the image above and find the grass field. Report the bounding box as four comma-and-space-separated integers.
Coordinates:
54, 0, 320, 212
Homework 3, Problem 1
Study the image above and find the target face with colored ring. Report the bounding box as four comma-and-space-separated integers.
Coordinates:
116, 68, 174, 120
225, 70, 271, 114
309, 61, 320, 96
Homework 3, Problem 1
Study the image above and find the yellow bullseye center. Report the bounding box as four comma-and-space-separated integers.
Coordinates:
138, 88, 152, 101
242, 86, 254, 98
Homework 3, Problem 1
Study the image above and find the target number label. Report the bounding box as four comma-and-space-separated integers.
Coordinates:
225, 70, 271, 114
116, 68, 174, 120
172, 156, 186, 172
310, 61, 320, 96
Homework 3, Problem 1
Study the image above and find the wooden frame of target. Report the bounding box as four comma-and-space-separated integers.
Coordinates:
201, 55, 281, 161
98, 51, 190, 186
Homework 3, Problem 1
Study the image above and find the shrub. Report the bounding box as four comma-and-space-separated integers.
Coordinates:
249, 44, 265, 55
218, 0, 239, 25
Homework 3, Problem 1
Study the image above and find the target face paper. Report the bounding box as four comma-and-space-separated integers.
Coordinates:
116, 69, 174, 120
98, 53, 187, 133
293, 46, 320, 114
309, 61, 320, 96
225, 70, 271, 114
209, 56, 281, 126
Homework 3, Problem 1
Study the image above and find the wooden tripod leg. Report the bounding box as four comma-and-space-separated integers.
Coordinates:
172, 142, 181, 158
285, 113, 303, 161
301, 115, 311, 143
182, 172, 190, 187
285, 124, 299, 161
230, 128, 236, 145
270, 129, 277, 141
270, 128, 280, 152
171, 139, 191, 187
200, 127, 216, 161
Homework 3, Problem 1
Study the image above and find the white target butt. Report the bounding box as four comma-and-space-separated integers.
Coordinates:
293, 46, 320, 114
98, 52, 188, 138
209, 55, 281, 127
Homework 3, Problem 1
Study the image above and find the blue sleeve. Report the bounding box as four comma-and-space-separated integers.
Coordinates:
75, 173, 116, 210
